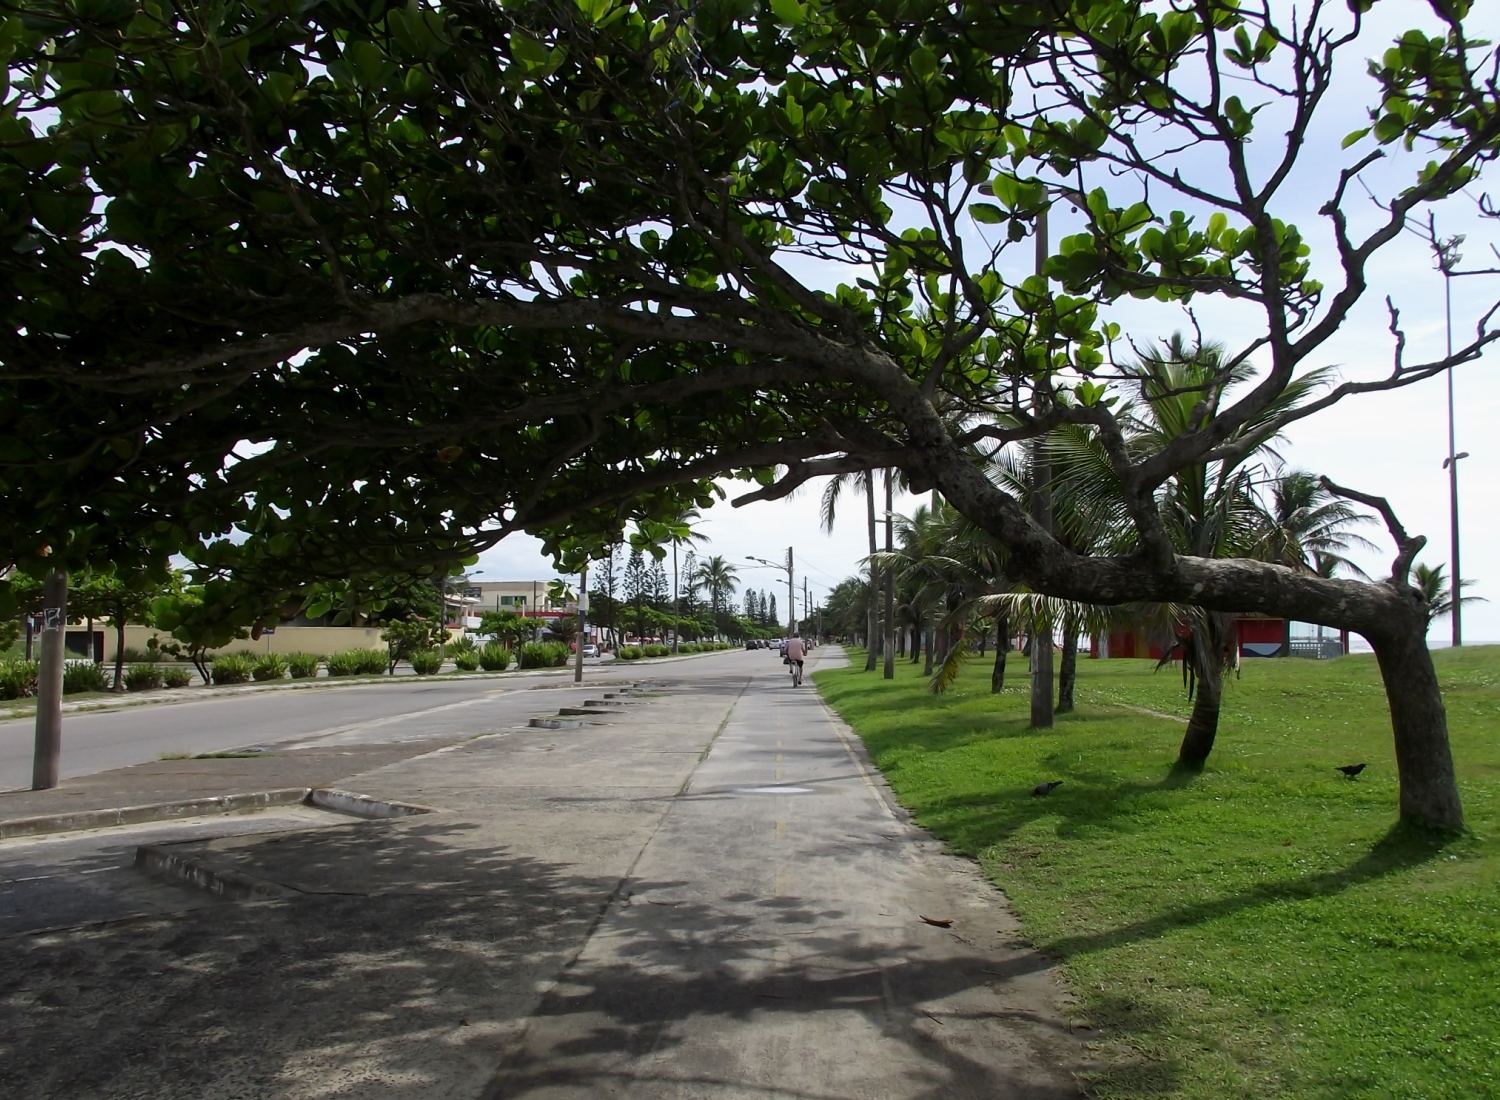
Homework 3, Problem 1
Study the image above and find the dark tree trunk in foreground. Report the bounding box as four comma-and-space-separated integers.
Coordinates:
113, 619, 127, 691
1030, 625, 1054, 729
992, 613, 1009, 693
1057, 612, 1078, 713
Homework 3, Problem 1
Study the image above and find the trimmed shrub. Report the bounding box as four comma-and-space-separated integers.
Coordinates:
210, 653, 255, 685
252, 654, 288, 682
163, 665, 193, 688
478, 642, 513, 671
63, 661, 108, 694
447, 634, 477, 655
410, 649, 443, 675
286, 652, 322, 679
328, 648, 388, 676
0, 659, 38, 699
125, 663, 164, 691
325, 649, 363, 677
453, 651, 479, 671
617, 646, 643, 661
518, 642, 550, 669
677, 643, 699, 654
643, 644, 670, 657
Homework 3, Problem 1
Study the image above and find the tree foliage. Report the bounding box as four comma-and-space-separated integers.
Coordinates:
3, 0, 1497, 825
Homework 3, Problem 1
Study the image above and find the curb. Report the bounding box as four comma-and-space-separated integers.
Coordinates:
0, 786, 435, 841
0, 788, 310, 840
133, 844, 292, 900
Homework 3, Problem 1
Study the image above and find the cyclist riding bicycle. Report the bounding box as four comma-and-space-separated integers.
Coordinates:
784, 634, 806, 687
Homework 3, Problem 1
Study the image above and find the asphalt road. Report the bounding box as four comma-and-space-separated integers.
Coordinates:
0, 651, 770, 792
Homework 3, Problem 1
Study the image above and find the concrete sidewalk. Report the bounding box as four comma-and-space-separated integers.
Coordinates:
0, 649, 1085, 1099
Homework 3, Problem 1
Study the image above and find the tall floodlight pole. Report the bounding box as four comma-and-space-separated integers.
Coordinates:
1436, 230, 1468, 648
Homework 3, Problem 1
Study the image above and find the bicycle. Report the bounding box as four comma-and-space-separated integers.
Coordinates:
789, 659, 804, 687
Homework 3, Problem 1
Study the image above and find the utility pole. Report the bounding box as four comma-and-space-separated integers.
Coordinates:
1029, 208, 1055, 729
32, 569, 68, 790
787, 546, 796, 637
883, 468, 895, 679
803, 577, 809, 637
1436, 228, 1468, 648
574, 562, 588, 683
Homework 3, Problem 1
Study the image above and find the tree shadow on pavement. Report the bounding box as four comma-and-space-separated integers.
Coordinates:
0, 811, 1087, 1100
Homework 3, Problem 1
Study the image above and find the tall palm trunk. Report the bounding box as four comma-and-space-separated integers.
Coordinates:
992, 612, 1009, 693
1057, 610, 1079, 713
923, 609, 935, 676
883, 470, 895, 679
1177, 656, 1223, 767
865, 475, 879, 671
1176, 617, 1228, 768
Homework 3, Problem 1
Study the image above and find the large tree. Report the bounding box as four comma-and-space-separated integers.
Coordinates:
4, 1, 1498, 827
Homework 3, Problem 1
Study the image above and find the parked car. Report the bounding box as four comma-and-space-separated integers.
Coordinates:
582, 644, 599, 658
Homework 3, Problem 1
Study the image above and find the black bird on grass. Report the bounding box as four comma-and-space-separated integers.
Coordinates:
1032, 781, 1063, 797
1337, 763, 1367, 779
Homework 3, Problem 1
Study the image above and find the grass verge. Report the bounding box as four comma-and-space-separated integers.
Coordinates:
816, 647, 1499, 1099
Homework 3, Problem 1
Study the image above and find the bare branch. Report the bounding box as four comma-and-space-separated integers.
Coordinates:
1319, 476, 1425, 586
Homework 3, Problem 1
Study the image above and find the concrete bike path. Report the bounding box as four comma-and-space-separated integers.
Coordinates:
0, 650, 1085, 1099
485, 648, 1085, 1099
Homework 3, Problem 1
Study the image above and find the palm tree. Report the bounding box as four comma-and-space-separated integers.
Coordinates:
1252, 469, 1375, 652
693, 555, 740, 639
821, 470, 881, 670
1043, 335, 1334, 768
1412, 562, 1485, 628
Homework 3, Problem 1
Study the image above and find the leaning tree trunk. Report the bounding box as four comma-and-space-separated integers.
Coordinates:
923, 456, 1466, 826
992, 612, 1009, 693
1370, 613, 1464, 829
1057, 611, 1079, 713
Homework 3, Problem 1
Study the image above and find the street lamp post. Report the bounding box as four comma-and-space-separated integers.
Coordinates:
574, 562, 588, 683
1436, 232, 1468, 647
747, 550, 796, 638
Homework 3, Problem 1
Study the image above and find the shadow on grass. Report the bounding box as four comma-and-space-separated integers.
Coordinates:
1040, 820, 1456, 961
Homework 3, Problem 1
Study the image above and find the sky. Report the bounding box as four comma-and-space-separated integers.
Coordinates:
474, 5, 1500, 645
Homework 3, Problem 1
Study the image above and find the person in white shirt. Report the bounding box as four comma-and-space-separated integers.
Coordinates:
784, 634, 806, 685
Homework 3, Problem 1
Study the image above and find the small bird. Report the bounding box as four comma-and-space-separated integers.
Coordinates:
1032, 781, 1063, 797
1337, 763, 1367, 779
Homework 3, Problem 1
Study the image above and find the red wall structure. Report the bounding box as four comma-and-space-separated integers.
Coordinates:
1090, 616, 1287, 659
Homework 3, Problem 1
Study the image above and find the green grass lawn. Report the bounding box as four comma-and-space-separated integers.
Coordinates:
817, 647, 1500, 1099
